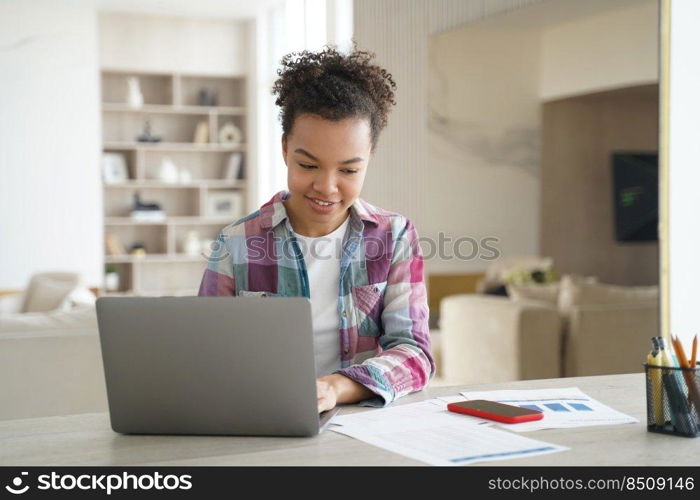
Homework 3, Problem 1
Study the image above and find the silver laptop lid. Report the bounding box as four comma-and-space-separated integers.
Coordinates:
96, 296, 320, 437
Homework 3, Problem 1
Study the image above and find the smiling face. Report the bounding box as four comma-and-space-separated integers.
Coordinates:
282, 113, 372, 237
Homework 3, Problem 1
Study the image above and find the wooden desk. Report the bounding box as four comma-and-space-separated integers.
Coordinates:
1, 373, 698, 466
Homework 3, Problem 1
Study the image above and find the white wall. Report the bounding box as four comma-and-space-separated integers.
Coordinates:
354, 0, 542, 275
99, 12, 249, 75
669, 0, 700, 346
428, 25, 541, 272
540, 1, 658, 101
0, 0, 103, 289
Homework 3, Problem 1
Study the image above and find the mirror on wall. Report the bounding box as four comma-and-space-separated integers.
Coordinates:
428, 0, 660, 384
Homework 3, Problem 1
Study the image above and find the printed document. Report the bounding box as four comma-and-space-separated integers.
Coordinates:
330, 417, 567, 466
330, 400, 567, 465
332, 399, 490, 427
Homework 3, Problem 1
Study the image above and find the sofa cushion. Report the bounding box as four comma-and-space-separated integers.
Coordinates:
22, 276, 77, 313
558, 275, 658, 315
60, 286, 97, 310
507, 274, 597, 305
477, 256, 553, 293
507, 282, 560, 304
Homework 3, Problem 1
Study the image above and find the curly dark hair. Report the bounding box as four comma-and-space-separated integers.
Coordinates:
271, 44, 396, 151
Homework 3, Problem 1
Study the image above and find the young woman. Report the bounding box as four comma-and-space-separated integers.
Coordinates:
199, 46, 434, 412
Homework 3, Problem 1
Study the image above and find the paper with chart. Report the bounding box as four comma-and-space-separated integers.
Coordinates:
329, 400, 567, 466
458, 387, 638, 432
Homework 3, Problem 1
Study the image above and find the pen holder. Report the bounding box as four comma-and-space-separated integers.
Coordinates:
644, 363, 700, 437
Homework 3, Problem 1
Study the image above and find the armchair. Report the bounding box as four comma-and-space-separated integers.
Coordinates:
565, 301, 659, 377
439, 295, 562, 385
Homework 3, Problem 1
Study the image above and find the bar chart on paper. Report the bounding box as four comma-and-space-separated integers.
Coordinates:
519, 402, 592, 413
454, 387, 638, 432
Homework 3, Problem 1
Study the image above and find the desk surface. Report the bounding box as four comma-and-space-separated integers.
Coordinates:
1, 373, 698, 466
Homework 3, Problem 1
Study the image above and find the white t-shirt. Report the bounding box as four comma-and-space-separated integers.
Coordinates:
286, 216, 350, 377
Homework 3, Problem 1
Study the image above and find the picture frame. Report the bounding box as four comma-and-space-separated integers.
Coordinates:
207, 192, 243, 218
101, 153, 128, 184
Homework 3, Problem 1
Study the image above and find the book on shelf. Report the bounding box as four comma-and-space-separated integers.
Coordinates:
222, 152, 243, 180
130, 210, 166, 222
105, 232, 127, 255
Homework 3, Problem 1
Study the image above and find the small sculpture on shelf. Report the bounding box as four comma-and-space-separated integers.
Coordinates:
126, 77, 143, 108
131, 192, 165, 222
218, 122, 242, 146
157, 157, 179, 184
197, 88, 218, 106
105, 232, 126, 256
193, 120, 210, 144
130, 243, 147, 258
136, 120, 162, 143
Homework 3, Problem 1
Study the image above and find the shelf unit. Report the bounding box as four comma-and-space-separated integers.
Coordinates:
103, 142, 245, 152
101, 70, 248, 296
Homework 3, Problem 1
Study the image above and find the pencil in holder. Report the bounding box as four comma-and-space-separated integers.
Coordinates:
645, 362, 700, 437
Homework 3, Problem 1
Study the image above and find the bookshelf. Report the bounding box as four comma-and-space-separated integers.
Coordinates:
101, 70, 248, 296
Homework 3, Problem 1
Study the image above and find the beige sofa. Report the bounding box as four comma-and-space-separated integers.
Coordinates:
437, 277, 659, 385
0, 306, 108, 421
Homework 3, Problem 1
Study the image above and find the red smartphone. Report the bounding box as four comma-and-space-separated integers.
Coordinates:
447, 399, 544, 424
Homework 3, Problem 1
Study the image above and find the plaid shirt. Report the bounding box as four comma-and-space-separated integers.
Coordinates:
198, 190, 434, 407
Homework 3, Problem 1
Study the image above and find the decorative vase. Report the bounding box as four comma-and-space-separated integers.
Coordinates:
218, 123, 242, 146
105, 272, 120, 292
197, 88, 218, 106
179, 168, 192, 183
158, 157, 179, 183
184, 231, 201, 256
193, 120, 209, 144
126, 77, 144, 108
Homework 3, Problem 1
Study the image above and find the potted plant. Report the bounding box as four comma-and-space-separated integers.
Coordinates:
105, 264, 120, 292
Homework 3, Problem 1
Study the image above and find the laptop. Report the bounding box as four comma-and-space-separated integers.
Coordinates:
95, 296, 338, 437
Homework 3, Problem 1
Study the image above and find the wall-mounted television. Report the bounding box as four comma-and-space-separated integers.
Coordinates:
611, 152, 658, 242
